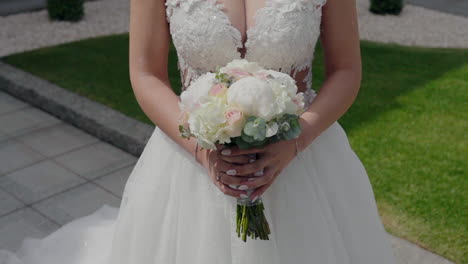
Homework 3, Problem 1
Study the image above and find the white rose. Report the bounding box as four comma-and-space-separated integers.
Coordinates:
227, 76, 277, 121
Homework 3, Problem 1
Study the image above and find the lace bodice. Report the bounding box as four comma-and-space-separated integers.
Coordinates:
165, 0, 327, 106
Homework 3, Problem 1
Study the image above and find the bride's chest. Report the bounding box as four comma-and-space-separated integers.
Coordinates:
165, 0, 326, 72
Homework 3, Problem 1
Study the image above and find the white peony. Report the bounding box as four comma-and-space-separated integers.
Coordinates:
219, 59, 264, 74
227, 76, 278, 121
179, 72, 216, 112
263, 70, 298, 96
270, 81, 300, 116
188, 96, 230, 149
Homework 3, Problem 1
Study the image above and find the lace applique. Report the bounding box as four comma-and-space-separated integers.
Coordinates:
165, 0, 243, 88
165, 0, 327, 107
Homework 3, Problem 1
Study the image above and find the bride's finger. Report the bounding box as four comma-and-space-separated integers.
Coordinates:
220, 146, 266, 157
240, 167, 274, 189
213, 159, 233, 173
215, 181, 248, 198
218, 172, 250, 186
215, 143, 226, 150
249, 170, 281, 200
227, 154, 274, 176
249, 183, 271, 202
217, 152, 251, 164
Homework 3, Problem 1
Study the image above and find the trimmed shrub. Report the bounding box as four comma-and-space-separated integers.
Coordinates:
370, 0, 404, 15
47, 0, 84, 22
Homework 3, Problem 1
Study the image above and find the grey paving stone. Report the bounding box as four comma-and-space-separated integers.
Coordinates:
0, 61, 154, 157
0, 131, 10, 143
33, 183, 120, 225
0, 160, 85, 204
0, 139, 44, 176
53, 141, 137, 180
0, 207, 59, 252
388, 234, 454, 264
0, 107, 61, 137
17, 123, 99, 157
94, 165, 134, 198
0, 188, 25, 216
0, 92, 28, 115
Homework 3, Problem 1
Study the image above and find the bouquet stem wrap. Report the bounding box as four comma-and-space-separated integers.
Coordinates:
236, 197, 271, 241
235, 154, 271, 242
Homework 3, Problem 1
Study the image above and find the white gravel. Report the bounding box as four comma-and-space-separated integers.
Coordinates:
1, 0, 467, 57
357, 0, 468, 48
0, 0, 129, 57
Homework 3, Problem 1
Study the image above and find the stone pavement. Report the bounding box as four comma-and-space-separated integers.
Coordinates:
0, 91, 137, 251
0, 91, 454, 263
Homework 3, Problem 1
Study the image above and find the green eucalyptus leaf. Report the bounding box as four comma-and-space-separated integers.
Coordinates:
243, 117, 267, 141
281, 117, 301, 140
241, 131, 256, 143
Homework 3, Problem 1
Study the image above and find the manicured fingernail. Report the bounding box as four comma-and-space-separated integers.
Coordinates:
240, 194, 248, 199
226, 169, 237, 175
249, 159, 256, 163
248, 178, 256, 181
221, 149, 231, 155
251, 196, 258, 202
238, 185, 248, 190
254, 170, 263, 176
229, 184, 238, 189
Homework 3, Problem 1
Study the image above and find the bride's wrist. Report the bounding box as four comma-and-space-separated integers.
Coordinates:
297, 115, 320, 152
197, 147, 209, 169
191, 139, 206, 168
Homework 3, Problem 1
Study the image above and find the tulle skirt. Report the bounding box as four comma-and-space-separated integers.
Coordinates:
0, 120, 397, 264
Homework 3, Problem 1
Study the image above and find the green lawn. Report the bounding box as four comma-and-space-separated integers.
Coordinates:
2, 34, 467, 263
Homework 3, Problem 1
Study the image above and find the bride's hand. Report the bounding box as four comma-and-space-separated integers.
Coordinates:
199, 147, 253, 199
217, 140, 297, 201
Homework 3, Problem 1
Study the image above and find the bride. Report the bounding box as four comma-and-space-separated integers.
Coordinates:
0, 0, 398, 263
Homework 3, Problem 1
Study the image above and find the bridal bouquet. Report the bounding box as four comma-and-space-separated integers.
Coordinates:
178, 59, 305, 242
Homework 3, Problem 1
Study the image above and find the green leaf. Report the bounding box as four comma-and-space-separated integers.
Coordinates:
241, 131, 256, 143
178, 124, 192, 139
275, 115, 302, 140
243, 117, 267, 141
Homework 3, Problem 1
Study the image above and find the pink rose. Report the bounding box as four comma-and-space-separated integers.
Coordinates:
209, 83, 228, 96
253, 71, 270, 80
225, 68, 252, 80
224, 108, 246, 137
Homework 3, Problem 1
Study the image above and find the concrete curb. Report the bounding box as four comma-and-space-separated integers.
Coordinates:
0, 61, 154, 157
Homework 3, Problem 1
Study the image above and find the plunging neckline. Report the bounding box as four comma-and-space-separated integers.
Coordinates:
212, 0, 270, 59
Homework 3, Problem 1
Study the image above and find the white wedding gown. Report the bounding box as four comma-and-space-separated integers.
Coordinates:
0, 0, 398, 263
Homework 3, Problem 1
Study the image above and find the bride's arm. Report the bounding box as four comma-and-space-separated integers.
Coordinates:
129, 0, 249, 198
215, 0, 362, 200
297, 0, 362, 151
129, 0, 199, 160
